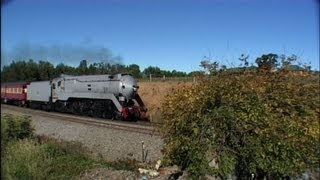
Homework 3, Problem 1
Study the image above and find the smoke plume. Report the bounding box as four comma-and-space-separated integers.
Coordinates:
2, 41, 123, 67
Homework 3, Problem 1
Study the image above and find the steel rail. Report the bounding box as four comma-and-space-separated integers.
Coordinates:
1, 104, 161, 136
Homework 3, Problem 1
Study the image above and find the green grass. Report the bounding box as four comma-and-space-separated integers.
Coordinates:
1, 114, 139, 179
3, 138, 112, 180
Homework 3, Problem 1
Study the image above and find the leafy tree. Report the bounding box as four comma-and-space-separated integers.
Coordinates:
255, 53, 278, 72
56, 63, 77, 76
188, 70, 205, 77
55, 63, 67, 76
127, 64, 141, 78
143, 66, 162, 77
25, 59, 40, 81
200, 57, 219, 75
93, 62, 109, 74
38, 61, 54, 80
1, 65, 15, 82
110, 64, 126, 74
170, 70, 187, 77
1, 61, 31, 82
77, 60, 88, 75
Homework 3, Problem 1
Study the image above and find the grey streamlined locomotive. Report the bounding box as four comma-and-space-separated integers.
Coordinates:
26, 73, 147, 121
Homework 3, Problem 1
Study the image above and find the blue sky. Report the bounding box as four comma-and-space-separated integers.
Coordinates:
1, 0, 319, 72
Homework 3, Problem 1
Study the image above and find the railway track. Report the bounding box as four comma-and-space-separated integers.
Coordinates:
1, 104, 161, 136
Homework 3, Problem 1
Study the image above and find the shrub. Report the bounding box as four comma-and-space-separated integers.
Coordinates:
1, 114, 34, 143
161, 72, 319, 179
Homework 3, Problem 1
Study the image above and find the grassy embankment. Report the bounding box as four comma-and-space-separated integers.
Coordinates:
1, 114, 137, 179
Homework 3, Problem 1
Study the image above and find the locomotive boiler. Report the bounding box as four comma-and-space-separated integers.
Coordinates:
25, 73, 147, 121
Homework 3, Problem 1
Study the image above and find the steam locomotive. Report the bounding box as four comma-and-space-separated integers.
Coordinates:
1, 74, 147, 121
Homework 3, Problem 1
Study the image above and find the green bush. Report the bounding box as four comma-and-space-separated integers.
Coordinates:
161, 72, 319, 179
1, 114, 34, 143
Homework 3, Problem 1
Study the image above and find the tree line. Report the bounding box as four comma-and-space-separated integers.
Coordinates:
199, 53, 313, 75
1, 59, 189, 82
1, 53, 315, 82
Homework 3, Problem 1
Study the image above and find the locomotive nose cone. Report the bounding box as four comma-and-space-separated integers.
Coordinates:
120, 74, 139, 99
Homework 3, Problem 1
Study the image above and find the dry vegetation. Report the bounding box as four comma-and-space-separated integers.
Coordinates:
138, 81, 194, 122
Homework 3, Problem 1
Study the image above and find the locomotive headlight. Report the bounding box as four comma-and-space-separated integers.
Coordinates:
133, 85, 139, 92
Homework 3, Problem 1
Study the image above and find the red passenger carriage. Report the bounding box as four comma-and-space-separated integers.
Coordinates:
1, 82, 29, 105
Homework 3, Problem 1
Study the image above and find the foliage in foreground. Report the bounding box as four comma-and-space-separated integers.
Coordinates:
1, 114, 34, 143
1, 114, 35, 180
3, 139, 112, 180
1, 114, 34, 161
161, 71, 320, 179
1, 114, 135, 179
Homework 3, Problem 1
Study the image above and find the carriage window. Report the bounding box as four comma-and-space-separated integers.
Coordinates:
58, 81, 61, 87
52, 83, 56, 89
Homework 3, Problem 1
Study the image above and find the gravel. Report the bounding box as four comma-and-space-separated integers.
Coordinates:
2, 107, 164, 162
